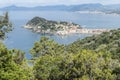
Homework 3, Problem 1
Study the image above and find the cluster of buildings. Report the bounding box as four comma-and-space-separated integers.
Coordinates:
56, 25, 79, 35
57, 26, 110, 35
24, 22, 110, 36
24, 22, 80, 34
76, 29, 110, 34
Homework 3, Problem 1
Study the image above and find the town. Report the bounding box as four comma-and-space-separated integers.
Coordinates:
24, 17, 110, 36
56, 26, 110, 35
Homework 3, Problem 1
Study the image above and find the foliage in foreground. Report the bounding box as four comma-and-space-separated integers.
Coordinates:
33, 50, 119, 80
0, 12, 12, 39
0, 43, 33, 80
67, 29, 120, 61
0, 29, 120, 80
31, 36, 120, 80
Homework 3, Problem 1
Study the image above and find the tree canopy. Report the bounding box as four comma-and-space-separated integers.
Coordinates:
0, 42, 33, 80
30, 34, 120, 80
0, 29, 120, 80
0, 12, 12, 39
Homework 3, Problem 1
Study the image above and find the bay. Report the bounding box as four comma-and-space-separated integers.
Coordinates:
2, 11, 120, 59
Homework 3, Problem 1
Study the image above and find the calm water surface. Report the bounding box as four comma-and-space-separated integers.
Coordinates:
2, 11, 120, 59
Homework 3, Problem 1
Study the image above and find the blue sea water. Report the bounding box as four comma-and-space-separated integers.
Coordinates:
2, 11, 120, 59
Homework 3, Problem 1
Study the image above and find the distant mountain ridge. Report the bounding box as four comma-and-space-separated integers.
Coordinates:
1, 3, 120, 14
0, 3, 119, 11
0, 5, 71, 11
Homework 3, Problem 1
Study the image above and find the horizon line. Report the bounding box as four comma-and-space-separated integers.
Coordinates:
0, 3, 120, 8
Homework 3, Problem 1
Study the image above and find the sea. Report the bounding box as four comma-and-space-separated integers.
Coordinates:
1, 11, 120, 59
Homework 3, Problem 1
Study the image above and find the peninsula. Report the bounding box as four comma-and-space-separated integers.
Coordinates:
24, 17, 110, 35
24, 17, 81, 35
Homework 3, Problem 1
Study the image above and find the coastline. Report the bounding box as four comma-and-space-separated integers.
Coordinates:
23, 25, 110, 36
76, 11, 120, 16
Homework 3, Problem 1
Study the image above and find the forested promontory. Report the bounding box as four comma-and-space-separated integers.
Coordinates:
24, 16, 81, 35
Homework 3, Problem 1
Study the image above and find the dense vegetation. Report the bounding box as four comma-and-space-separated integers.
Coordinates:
30, 31, 120, 80
0, 28, 120, 80
0, 12, 12, 39
67, 29, 120, 61
0, 43, 33, 80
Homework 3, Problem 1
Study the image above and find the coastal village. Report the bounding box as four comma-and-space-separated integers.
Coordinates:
56, 24, 110, 35
24, 17, 110, 35
24, 23, 110, 35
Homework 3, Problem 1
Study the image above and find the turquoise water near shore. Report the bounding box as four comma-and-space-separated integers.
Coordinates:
2, 11, 120, 59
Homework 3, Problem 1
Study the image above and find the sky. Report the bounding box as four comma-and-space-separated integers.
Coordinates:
0, 0, 120, 7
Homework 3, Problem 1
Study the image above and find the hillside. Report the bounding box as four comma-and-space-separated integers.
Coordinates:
29, 29, 120, 80
67, 28, 120, 60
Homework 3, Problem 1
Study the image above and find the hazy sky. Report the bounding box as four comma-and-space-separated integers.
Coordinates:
0, 0, 120, 7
